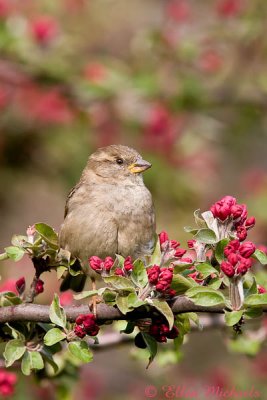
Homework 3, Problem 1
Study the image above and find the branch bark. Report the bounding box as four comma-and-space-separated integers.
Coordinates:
0, 296, 263, 324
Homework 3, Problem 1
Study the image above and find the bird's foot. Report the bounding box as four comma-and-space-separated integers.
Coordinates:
89, 295, 102, 318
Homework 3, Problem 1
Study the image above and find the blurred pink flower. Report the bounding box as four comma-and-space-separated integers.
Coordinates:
0, 0, 11, 19
216, 0, 243, 18
83, 63, 107, 83
166, 0, 191, 22
18, 85, 74, 124
199, 49, 223, 73
30, 16, 59, 45
59, 291, 73, 306
0, 279, 17, 293
0, 369, 17, 397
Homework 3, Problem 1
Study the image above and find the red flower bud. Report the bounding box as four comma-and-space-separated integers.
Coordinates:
159, 231, 169, 245
159, 268, 173, 284
75, 315, 86, 325
124, 256, 133, 272
227, 253, 238, 266
211, 203, 231, 221
221, 261, 235, 278
239, 241, 256, 259
236, 225, 247, 241
170, 240, 180, 249
187, 240, 196, 249
104, 256, 114, 271
147, 265, 160, 284
74, 325, 86, 338
258, 285, 267, 294
224, 240, 240, 256
236, 264, 248, 275
180, 257, 193, 264
114, 268, 125, 276
174, 248, 187, 258
15, 277, 25, 295
35, 279, 44, 295
30, 16, 58, 46
166, 325, 179, 339
231, 204, 244, 219
89, 256, 103, 272
245, 217, 256, 229
221, 195, 237, 206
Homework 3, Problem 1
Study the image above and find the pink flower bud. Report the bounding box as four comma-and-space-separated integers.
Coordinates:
258, 285, 267, 294
179, 257, 193, 264
224, 240, 239, 256
147, 265, 160, 284
15, 277, 25, 295
236, 225, 247, 241
89, 256, 103, 272
0, 369, 17, 397
227, 253, 238, 266
159, 231, 169, 245
174, 248, 187, 258
114, 268, 125, 276
231, 204, 244, 219
159, 268, 173, 284
239, 241, 256, 259
59, 291, 73, 306
221, 196, 237, 206
236, 264, 248, 275
245, 217, 256, 229
221, 261, 235, 278
170, 240, 180, 249
187, 240, 196, 249
104, 256, 114, 271
123, 256, 133, 272
35, 279, 44, 295
211, 203, 231, 221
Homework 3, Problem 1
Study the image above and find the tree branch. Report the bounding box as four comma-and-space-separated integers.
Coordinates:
0, 296, 264, 324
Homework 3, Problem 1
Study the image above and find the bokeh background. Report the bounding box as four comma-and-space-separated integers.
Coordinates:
1, 0, 267, 398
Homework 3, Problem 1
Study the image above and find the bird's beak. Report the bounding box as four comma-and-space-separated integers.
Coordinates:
128, 159, 152, 174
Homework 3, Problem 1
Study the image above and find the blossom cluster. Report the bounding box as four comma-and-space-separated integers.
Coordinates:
210, 195, 255, 241
89, 256, 114, 274
147, 265, 176, 297
74, 313, 100, 338
149, 317, 179, 343
221, 240, 256, 278
0, 369, 17, 397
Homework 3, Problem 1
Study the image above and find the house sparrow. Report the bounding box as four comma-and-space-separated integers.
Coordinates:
59, 144, 156, 292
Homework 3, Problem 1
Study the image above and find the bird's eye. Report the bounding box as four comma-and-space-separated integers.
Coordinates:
116, 158, 124, 165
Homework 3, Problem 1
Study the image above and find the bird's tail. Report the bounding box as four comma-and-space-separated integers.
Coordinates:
60, 259, 86, 292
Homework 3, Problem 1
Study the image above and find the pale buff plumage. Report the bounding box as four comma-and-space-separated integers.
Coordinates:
59, 144, 156, 291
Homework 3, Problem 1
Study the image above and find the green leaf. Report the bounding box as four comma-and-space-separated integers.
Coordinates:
245, 277, 258, 298
244, 308, 263, 319
193, 229, 217, 245
195, 263, 219, 279
253, 249, 267, 265
4, 246, 25, 261
103, 276, 135, 290
194, 209, 207, 228
245, 293, 267, 307
228, 336, 262, 356
116, 294, 130, 314
68, 341, 93, 363
184, 226, 198, 234
44, 328, 66, 346
225, 310, 243, 326
131, 260, 148, 288
150, 237, 161, 265
0, 292, 22, 306
150, 299, 174, 329
73, 290, 98, 300
49, 294, 66, 328
215, 239, 229, 263
171, 274, 197, 295
35, 223, 58, 248
208, 277, 223, 290
141, 333, 158, 369
21, 351, 44, 375
127, 292, 146, 309
0, 252, 8, 261
186, 286, 225, 307
4, 339, 26, 367
120, 321, 135, 334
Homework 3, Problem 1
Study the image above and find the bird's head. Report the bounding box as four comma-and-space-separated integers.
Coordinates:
86, 144, 152, 183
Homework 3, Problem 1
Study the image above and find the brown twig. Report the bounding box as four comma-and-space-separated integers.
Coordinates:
0, 296, 264, 324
